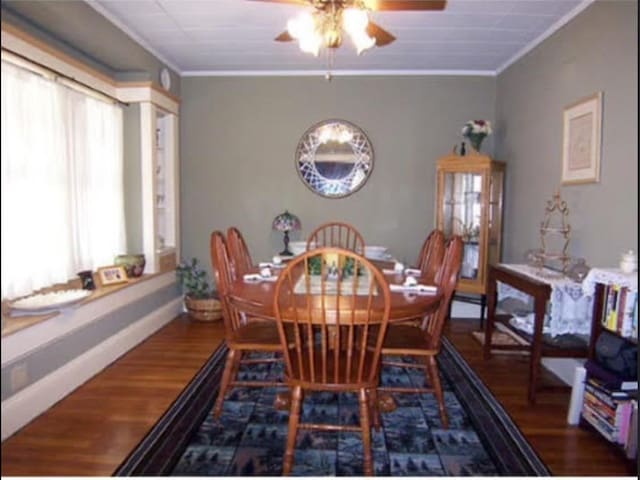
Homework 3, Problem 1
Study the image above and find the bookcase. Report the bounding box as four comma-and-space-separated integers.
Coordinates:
578, 270, 638, 461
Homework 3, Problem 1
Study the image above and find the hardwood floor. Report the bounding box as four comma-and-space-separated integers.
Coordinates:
1, 315, 635, 476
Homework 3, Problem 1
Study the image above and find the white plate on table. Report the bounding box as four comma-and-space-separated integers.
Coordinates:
243, 274, 278, 283
10, 289, 91, 313
365, 246, 393, 261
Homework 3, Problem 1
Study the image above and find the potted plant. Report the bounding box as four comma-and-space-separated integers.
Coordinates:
176, 258, 222, 322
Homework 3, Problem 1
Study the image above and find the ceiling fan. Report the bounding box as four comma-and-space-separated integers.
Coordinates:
249, 1, 447, 55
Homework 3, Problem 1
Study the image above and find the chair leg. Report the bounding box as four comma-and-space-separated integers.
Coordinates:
368, 387, 381, 431
426, 356, 449, 429
212, 348, 239, 419
358, 388, 374, 476
283, 385, 302, 476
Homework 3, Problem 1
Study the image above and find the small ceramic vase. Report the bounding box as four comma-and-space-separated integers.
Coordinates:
114, 254, 146, 278
619, 250, 638, 273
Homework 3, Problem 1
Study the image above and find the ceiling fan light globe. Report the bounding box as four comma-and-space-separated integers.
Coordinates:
287, 11, 314, 39
351, 31, 376, 54
343, 8, 369, 37
299, 33, 322, 56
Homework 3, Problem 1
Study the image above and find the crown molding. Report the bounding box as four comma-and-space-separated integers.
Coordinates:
181, 69, 496, 77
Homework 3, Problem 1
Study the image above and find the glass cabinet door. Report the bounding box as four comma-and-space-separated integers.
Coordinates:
487, 169, 504, 268
441, 171, 483, 281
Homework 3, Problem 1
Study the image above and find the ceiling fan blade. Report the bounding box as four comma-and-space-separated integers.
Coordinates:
367, 21, 396, 46
366, 0, 446, 11
275, 30, 294, 42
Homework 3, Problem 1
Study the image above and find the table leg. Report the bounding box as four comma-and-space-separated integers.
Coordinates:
479, 294, 486, 329
528, 294, 546, 405
484, 269, 497, 360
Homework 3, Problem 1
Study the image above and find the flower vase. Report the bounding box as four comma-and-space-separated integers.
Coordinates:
466, 133, 486, 152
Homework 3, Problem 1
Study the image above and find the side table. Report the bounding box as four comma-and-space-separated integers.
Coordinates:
485, 264, 590, 404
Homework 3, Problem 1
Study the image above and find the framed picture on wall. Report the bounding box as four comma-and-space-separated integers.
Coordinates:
97, 265, 128, 286
561, 91, 603, 185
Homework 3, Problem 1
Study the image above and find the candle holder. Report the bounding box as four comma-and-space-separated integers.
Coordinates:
272, 210, 301, 256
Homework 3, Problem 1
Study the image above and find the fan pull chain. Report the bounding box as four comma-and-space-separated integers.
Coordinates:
325, 49, 335, 82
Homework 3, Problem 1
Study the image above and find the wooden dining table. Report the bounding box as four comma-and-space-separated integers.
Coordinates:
227, 261, 442, 324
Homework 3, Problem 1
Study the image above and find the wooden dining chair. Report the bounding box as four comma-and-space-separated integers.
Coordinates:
209, 230, 283, 419
306, 221, 365, 254
226, 226, 254, 278
273, 247, 391, 476
379, 235, 464, 429
416, 229, 446, 282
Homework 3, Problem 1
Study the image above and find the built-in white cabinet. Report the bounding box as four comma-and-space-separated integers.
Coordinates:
119, 83, 180, 274
141, 103, 179, 273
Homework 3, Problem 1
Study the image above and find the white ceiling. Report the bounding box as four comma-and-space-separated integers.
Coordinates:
87, 0, 594, 76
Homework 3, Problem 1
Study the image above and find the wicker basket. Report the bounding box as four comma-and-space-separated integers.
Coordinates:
184, 295, 222, 322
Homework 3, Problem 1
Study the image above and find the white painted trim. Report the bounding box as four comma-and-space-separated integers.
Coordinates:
84, 0, 181, 74
1, 272, 177, 365
496, 0, 596, 75
1, 27, 117, 97
140, 102, 158, 274
541, 357, 584, 386
181, 69, 496, 77
1, 298, 182, 441
116, 85, 179, 114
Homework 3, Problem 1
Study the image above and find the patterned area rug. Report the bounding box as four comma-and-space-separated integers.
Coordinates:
115, 339, 548, 476
471, 323, 531, 356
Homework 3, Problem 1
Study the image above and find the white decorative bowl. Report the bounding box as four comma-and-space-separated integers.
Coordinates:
365, 245, 389, 259
289, 241, 310, 256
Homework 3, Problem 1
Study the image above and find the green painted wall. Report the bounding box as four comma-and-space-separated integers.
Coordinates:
180, 75, 496, 281
496, 0, 638, 267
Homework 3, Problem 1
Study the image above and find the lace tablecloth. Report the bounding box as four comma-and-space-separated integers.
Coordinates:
497, 264, 593, 337
581, 267, 637, 296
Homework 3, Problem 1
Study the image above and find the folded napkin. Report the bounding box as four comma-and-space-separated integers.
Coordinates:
382, 267, 422, 276
258, 262, 285, 269
389, 283, 437, 295
243, 273, 278, 283
404, 268, 422, 276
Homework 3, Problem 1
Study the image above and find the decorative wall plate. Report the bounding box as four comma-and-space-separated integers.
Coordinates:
295, 119, 374, 199
160, 67, 171, 90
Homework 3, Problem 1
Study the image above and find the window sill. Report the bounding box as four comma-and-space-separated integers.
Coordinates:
1, 273, 168, 338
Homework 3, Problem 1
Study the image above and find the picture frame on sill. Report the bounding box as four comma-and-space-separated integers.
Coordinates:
561, 91, 603, 185
97, 265, 128, 286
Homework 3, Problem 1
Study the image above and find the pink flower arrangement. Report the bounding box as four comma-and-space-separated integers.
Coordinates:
461, 120, 492, 151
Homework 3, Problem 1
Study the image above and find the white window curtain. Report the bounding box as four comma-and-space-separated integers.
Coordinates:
1, 60, 126, 299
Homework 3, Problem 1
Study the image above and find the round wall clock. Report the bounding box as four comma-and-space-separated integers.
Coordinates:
160, 67, 171, 90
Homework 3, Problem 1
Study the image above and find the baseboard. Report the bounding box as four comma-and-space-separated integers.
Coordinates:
541, 357, 585, 386
0, 298, 182, 441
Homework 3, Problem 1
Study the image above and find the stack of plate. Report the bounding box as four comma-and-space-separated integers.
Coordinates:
364, 245, 389, 260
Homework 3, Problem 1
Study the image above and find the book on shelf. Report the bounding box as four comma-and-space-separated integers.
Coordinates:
581, 406, 618, 442
584, 359, 638, 392
600, 284, 638, 340
625, 401, 638, 459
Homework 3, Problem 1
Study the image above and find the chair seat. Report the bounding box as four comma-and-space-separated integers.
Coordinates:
229, 322, 282, 349
382, 324, 438, 355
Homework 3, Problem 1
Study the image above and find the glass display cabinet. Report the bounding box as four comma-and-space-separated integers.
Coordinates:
435, 150, 505, 314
